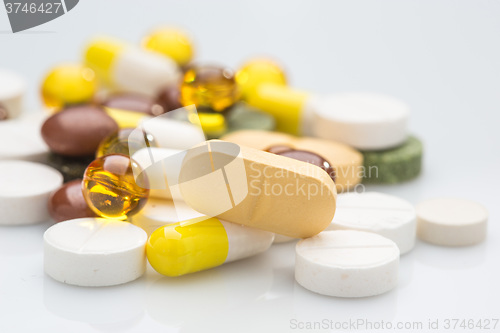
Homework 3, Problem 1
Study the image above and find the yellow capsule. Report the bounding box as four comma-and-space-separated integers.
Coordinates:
103, 107, 148, 129
236, 58, 287, 100
246, 83, 310, 135
147, 217, 274, 277
82, 154, 149, 220
198, 113, 227, 138
96, 128, 157, 158
181, 65, 239, 112
41, 64, 97, 109
143, 27, 194, 67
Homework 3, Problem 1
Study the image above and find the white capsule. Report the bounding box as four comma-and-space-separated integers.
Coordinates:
84, 37, 181, 97
44, 218, 148, 287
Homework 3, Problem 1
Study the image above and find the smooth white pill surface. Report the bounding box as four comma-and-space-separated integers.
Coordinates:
0, 161, 62, 225
328, 192, 416, 254
295, 230, 399, 297
0, 113, 49, 162
131, 198, 203, 236
44, 218, 148, 287
311, 93, 410, 150
0, 69, 25, 119
113, 48, 181, 97
416, 198, 488, 246
273, 234, 296, 244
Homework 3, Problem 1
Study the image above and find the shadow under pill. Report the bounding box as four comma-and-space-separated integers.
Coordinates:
43, 274, 145, 327
413, 239, 487, 270
0, 221, 52, 255
292, 280, 399, 322
144, 253, 274, 328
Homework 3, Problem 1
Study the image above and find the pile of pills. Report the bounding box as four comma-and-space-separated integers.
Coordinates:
0, 27, 488, 297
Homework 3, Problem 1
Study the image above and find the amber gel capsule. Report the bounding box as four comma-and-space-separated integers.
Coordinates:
82, 154, 149, 220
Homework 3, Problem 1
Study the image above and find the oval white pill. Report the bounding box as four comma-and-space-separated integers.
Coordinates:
0, 69, 25, 119
311, 93, 410, 150
131, 198, 203, 236
0, 160, 62, 225
44, 218, 148, 287
0, 113, 49, 162
416, 198, 487, 246
328, 192, 416, 254
295, 230, 399, 297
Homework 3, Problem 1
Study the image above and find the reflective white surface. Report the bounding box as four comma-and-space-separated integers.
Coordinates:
1, 1, 499, 332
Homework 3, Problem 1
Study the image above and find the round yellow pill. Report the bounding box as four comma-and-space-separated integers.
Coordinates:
236, 58, 287, 100
143, 27, 194, 67
41, 64, 97, 109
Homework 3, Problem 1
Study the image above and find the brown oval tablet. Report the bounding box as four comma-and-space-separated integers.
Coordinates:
156, 86, 182, 113
101, 93, 164, 116
277, 149, 336, 182
41, 105, 118, 157
48, 179, 97, 222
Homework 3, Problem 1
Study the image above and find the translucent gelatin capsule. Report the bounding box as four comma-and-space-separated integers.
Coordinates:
82, 154, 149, 220
180, 65, 239, 112
96, 128, 156, 158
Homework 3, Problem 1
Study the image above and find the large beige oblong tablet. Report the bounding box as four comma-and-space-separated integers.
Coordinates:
295, 230, 399, 297
416, 198, 488, 246
221, 130, 363, 192
44, 218, 147, 287
178, 140, 337, 238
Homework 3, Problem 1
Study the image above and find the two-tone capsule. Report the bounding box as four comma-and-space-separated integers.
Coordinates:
147, 217, 274, 276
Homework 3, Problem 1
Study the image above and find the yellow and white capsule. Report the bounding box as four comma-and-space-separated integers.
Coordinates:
84, 37, 181, 97
147, 217, 274, 277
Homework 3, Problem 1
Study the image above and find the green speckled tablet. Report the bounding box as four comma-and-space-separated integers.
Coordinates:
362, 136, 423, 184
225, 103, 275, 134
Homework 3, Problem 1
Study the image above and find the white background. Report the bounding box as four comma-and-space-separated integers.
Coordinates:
1, 1, 499, 332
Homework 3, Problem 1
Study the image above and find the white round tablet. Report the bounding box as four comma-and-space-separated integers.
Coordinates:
0, 112, 49, 162
44, 218, 148, 287
311, 93, 410, 150
0, 69, 25, 119
328, 192, 416, 254
0, 161, 62, 225
295, 230, 399, 297
273, 234, 296, 244
416, 198, 488, 246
